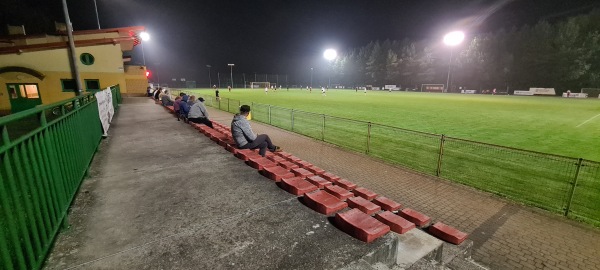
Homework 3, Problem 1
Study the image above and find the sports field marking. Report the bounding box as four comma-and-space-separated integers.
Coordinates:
576, 113, 600, 128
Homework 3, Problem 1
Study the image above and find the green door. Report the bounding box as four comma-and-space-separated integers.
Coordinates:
7, 83, 42, 113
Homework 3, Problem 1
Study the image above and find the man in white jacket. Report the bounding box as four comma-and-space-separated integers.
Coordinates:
231, 105, 281, 156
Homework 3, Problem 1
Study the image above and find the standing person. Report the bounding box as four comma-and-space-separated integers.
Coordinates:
321, 86, 326, 96
154, 87, 162, 100
231, 105, 281, 157
265, 86, 268, 94
188, 97, 214, 128
215, 87, 220, 101
228, 85, 231, 92
364, 88, 367, 95
309, 87, 312, 93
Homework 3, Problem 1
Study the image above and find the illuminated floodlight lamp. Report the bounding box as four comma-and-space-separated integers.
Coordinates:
323, 49, 337, 61
443, 31, 464, 46
140, 31, 150, 41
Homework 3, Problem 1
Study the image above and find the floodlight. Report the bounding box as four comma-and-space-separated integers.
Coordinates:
443, 31, 464, 46
324, 49, 337, 61
140, 31, 150, 41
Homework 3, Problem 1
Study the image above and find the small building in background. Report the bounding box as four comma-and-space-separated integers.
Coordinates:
0, 25, 148, 115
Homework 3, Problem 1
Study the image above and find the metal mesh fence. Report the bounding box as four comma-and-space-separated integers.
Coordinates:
269, 106, 293, 131
323, 116, 370, 154
568, 160, 600, 223
440, 137, 576, 214
203, 96, 600, 226
369, 125, 440, 175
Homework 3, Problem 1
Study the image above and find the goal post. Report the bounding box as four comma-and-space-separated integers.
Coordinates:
581, 88, 600, 98
421, 84, 445, 92
250, 82, 270, 89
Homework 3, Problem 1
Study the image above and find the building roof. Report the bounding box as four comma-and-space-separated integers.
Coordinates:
0, 26, 145, 55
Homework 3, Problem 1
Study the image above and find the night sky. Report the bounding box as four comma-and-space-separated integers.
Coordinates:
7, 0, 600, 85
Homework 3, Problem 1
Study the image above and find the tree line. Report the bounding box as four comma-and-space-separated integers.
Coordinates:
331, 10, 600, 94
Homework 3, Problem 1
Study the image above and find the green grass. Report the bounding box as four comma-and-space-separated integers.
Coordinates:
183, 88, 600, 161
177, 88, 600, 224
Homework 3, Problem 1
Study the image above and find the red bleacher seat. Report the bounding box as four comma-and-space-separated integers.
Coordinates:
303, 190, 348, 215
335, 208, 390, 243
279, 177, 319, 196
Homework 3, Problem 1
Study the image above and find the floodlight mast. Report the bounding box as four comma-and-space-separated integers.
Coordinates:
443, 31, 465, 93
206, 65, 212, 88
140, 32, 150, 66
323, 49, 337, 88
228, 64, 235, 89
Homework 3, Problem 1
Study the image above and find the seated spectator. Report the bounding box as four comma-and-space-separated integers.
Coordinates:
179, 95, 191, 122
161, 90, 174, 106
173, 96, 182, 121
146, 86, 153, 97
231, 105, 281, 157
188, 97, 214, 128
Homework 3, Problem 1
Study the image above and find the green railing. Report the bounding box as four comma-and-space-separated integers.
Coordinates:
205, 97, 600, 226
0, 85, 122, 270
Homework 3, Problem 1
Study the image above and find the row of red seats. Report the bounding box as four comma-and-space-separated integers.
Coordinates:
157, 100, 468, 245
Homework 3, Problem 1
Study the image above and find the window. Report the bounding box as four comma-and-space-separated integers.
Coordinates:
80, 53, 95, 65
61, 79, 77, 92
7, 84, 39, 99
85, 79, 100, 91
21, 85, 39, 98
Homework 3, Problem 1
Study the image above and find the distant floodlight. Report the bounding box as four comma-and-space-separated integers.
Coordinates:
323, 49, 337, 61
443, 31, 464, 46
140, 31, 150, 41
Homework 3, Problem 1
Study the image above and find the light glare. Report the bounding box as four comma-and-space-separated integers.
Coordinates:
140, 31, 150, 41
324, 49, 337, 60
443, 31, 464, 46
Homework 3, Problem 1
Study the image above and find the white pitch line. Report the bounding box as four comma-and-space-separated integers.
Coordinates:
576, 113, 600, 128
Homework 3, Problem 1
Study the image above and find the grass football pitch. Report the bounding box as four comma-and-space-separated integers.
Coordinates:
181, 88, 600, 162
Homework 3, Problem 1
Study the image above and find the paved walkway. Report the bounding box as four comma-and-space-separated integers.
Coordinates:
206, 105, 600, 270
44, 98, 400, 269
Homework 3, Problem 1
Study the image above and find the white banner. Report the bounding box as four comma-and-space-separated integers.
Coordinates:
562, 93, 588, 98
96, 87, 114, 136
529, 88, 556, 95
460, 90, 477, 94
514, 90, 535, 96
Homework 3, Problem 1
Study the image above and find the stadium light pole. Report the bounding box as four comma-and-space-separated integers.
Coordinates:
93, 0, 101, 29
443, 31, 464, 93
228, 64, 235, 88
140, 31, 150, 66
323, 49, 337, 88
206, 65, 212, 88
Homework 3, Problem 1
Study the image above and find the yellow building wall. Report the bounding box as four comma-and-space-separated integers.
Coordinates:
124, 65, 148, 96
0, 43, 135, 113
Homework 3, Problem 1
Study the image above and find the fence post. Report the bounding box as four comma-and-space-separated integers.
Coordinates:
436, 134, 446, 177
321, 114, 325, 141
564, 158, 583, 217
227, 98, 230, 112
269, 105, 272, 125
291, 109, 295, 131
366, 122, 372, 154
